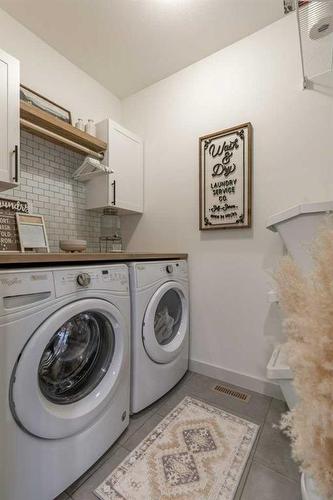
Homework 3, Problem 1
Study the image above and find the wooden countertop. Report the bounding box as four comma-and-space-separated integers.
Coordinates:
0, 252, 187, 268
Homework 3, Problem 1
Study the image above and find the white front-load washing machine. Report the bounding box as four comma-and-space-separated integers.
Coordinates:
128, 260, 189, 413
0, 264, 130, 500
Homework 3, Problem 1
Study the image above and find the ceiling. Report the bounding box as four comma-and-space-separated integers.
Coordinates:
0, 0, 284, 98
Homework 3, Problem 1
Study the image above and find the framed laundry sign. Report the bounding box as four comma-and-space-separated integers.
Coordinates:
0, 197, 30, 252
199, 123, 252, 230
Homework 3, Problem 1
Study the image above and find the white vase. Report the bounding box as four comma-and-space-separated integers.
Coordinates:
301, 472, 324, 500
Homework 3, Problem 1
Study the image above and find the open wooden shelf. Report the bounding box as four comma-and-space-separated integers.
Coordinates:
20, 101, 107, 157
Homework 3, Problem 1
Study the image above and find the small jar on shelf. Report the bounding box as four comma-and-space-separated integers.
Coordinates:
75, 118, 84, 131
85, 119, 96, 137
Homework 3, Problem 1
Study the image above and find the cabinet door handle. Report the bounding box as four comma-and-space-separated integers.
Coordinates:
112, 180, 116, 205
13, 145, 19, 183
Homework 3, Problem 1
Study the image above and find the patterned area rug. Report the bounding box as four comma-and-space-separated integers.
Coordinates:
95, 396, 259, 500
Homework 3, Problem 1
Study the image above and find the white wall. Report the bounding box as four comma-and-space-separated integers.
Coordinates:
122, 13, 333, 395
0, 8, 121, 123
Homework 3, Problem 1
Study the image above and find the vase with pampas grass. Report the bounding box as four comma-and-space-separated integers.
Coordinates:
275, 226, 333, 500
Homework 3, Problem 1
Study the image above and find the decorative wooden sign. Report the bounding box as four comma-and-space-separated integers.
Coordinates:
199, 123, 252, 230
0, 197, 29, 252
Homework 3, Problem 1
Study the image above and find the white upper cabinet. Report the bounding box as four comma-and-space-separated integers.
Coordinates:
0, 49, 20, 191
86, 119, 143, 214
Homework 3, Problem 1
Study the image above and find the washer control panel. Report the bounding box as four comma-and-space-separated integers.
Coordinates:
54, 265, 129, 297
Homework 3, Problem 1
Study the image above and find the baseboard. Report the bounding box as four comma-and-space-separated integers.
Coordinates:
189, 358, 283, 400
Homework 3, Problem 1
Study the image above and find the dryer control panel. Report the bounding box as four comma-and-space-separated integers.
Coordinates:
133, 260, 188, 289
54, 265, 129, 297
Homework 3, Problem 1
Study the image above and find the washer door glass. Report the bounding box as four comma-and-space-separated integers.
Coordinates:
38, 311, 114, 404
154, 289, 182, 345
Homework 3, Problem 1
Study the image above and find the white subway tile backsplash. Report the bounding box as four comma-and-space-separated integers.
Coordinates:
8, 130, 101, 252
21, 158, 33, 167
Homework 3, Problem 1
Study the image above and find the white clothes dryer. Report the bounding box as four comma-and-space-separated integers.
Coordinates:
128, 260, 189, 413
0, 264, 130, 500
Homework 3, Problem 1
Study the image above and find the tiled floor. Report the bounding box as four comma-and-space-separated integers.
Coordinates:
57, 371, 301, 500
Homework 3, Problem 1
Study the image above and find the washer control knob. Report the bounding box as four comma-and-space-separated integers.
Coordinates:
166, 264, 173, 274
76, 273, 91, 287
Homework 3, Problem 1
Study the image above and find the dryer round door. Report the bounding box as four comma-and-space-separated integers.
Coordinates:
10, 298, 128, 439
143, 281, 188, 364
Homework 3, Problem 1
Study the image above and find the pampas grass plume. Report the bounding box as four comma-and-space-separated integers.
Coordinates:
275, 226, 333, 498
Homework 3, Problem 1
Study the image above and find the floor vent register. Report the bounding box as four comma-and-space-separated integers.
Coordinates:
212, 384, 251, 403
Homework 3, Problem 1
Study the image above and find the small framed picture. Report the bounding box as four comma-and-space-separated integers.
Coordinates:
20, 85, 72, 124
16, 214, 49, 253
